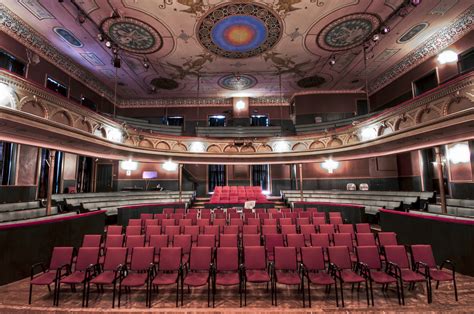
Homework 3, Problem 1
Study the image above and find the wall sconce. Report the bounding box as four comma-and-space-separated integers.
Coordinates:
189, 141, 206, 152
360, 126, 378, 141
235, 100, 246, 110
0, 83, 14, 108
437, 50, 458, 64
273, 141, 290, 152
448, 143, 470, 164
321, 158, 340, 173
162, 160, 178, 171
121, 159, 138, 176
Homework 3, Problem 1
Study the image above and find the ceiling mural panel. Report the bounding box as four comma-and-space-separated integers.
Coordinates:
0, 0, 471, 105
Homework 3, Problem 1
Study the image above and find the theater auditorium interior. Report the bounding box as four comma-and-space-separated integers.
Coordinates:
0, 0, 473, 313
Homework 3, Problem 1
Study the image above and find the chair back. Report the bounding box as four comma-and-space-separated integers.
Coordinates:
220, 234, 238, 247
159, 247, 182, 271
106, 225, 122, 235
310, 233, 330, 248
328, 246, 352, 270
179, 219, 193, 227
216, 247, 239, 271
286, 234, 305, 249
76, 247, 100, 271
189, 247, 212, 271
296, 217, 310, 226
274, 247, 298, 271
103, 247, 127, 271
384, 245, 410, 269
319, 224, 335, 234
330, 217, 343, 225
173, 234, 192, 255
244, 246, 266, 270
128, 219, 142, 226
378, 232, 398, 246
130, 247, 154, 271
125, 226, 141, 236
242, 225, 258, 234
264, 234, 284, 254
145, 225, 162, 241
49, 247, 74, 270
261, 225, 278, 236
140, 213, 153, 221
356, 233, 376, 246
333, 233, 354, 251
411, 244, 437, 268
164, 225, 181, 239
281, 224, 297, 235
161, 219, 176, 227
105, 234, 124, 248
301, 247, 325, 271
163, 208, 174, 215
243, 234, 261, 247
184, 225, 199, 242
230, 218, 243, 226
223, 225, 239, 234
337, 224, 354, 235
126, 235, 145, 248
300, 225, 315, 241
355, 223, 371, 233
279, 218, 292, 226
149, 234, 168, 250
263, 218, 277, 225
313, 217, 326, 226
204, 225, 220, 236
356, 246, 382, 270
197, 234, 216, 248
82, 234, 101, 247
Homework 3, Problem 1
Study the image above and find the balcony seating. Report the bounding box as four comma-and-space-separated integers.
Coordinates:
115, 115, 183, 136
428, 198, 474, 217
208, 186, 272, 207
196, 126, 283, 138
295, 112, 379, 135
0, 201, 59, 223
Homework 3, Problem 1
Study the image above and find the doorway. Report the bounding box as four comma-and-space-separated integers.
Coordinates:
96, 164, 113, 192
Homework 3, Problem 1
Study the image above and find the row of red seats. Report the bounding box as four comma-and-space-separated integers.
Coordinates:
30, 232, 457, 308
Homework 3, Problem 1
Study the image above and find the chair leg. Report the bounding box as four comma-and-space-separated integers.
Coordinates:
118, 283, 122, 308
176, 282, 179, 307
55, 284, 61, 307
364, 280, 369, 306
301, 278, 305, 308
28, 284, 33, 304
453, 278, 458, 302
82, 281, 86, 307
340, 280, 345, 307
112, 282, 116, 308
207, 280, 210, 307
369, 280, 374, 306
334, 279, 339, 307
244, 279, 247, 306
400, 280, 405, 306
426, 279, 432, 304
395, 279, 401, 305
307, 280, 311, 308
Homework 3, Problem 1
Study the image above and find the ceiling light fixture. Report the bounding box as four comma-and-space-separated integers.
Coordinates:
380, 25, 390, 34
372, 34, 380, 42
105, 41, 112, 48
162, 160, 178, 171
437, 50, 458, 64
411, 0, 422, 6
328, 55, 336, 66
143, 57, 150, 70
448, 143, 470, 164
97, 33, 104, 42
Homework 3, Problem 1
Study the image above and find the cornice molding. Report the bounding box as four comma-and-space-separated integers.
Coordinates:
368, 5, 474, 94
0, 4, 115, 102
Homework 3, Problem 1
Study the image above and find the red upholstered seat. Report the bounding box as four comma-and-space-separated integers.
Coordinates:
307, 272, 333, 285
184, 272, 209, 286
153, 273, 179, 285
246, 269, 270, 283
122, 273, 148, 287
30, 272, 57, 285
275, 271, 301, 285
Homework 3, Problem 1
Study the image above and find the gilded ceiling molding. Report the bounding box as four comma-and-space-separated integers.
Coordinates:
368, 5, 474, 94
0, 4, 115, 102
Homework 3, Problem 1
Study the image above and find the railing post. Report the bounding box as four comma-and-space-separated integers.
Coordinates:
298, 163, 304, 202
178, 163, 183, 203
46, 149, 56, 216
434, 146, 447, 214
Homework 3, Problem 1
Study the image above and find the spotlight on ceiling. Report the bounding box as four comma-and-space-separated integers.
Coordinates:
143, 58, 150, 70
113, 55, 121, 68
380, 25, 390, 34
97, 33, 104, 42
411, 0, 422, 6
372, 34, 380, 42
437, 50, 458, 64
77, 13, 86, 24
328, 55, 336, 66
105, 41, 112, 48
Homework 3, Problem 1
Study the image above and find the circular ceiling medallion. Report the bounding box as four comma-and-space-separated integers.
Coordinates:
218, 74, 257, 90
317, 13, 380, 51
297, 75, 326, 88
151, 77, 179, 90
102, 17, 163, 53
197, 3, 283, 59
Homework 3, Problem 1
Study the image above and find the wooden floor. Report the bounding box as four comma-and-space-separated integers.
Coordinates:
0, 273, 472, 314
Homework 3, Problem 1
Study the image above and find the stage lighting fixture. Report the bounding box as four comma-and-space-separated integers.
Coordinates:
328, 55, 336, 66
411, 0, 422, 6
372, 34, 380, 42
97, 33, 104, 41
380, 25, 390, 34
105, 41, 112, 48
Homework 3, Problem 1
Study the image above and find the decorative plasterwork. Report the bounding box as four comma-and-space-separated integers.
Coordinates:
368, 6, 474, 94
0, 3, 114, 101
2, 69, 473, 163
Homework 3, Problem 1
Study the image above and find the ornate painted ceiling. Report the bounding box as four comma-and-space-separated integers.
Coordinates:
0, 0, 472, 105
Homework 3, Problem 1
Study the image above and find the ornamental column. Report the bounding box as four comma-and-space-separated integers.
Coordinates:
178, 164, 183, 203
298, 163, 304, 202
434, 147, 447, 214
46, 149, 56, 216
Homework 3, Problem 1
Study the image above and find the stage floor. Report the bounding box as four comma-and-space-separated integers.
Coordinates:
0, 274, 472, 313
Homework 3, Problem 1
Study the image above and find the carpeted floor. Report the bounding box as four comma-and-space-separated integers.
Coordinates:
0, 272, 472, 313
